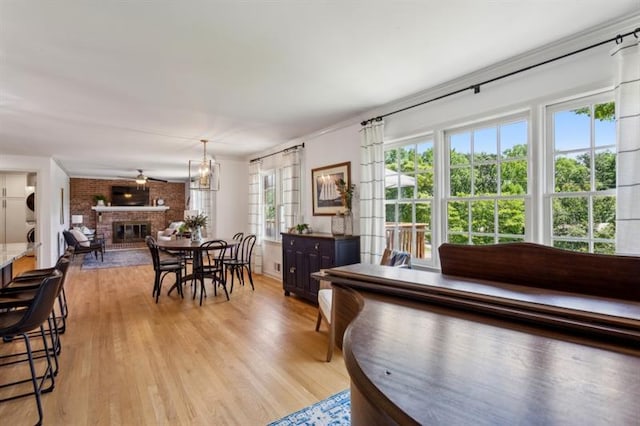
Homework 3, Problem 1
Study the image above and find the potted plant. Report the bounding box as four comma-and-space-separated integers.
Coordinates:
184, 212, 208, 241
296, 223, 310, 234
93, 194, 107, 206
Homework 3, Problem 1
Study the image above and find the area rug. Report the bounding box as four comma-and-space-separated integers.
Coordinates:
81, 249, 151, 270
268, 390, 350, 426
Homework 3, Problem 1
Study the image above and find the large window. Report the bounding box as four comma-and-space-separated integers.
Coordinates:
547, 96, 616, 254
262, 169, 285, 241
385, 137, 435, 262
446, 115, 529, 245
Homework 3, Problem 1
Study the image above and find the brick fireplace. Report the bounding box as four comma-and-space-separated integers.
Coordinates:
69, 177, 186, 249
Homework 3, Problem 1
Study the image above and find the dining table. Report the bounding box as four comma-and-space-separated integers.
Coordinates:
155, 237, 239, 298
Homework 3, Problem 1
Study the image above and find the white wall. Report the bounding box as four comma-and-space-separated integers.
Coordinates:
214, 158, 249, 237
0, 155, 69, 267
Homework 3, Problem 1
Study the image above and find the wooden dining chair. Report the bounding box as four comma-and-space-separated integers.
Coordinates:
145, 236, 184, 303
223, 234, 256, 293
197, 240, 230, 305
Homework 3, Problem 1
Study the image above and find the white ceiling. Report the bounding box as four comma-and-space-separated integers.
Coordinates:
1, 1, 638, 182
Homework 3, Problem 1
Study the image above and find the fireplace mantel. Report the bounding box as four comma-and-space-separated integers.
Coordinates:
91, 206, 170, 212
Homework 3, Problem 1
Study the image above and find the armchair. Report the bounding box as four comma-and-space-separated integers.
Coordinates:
62, 230, 105, 261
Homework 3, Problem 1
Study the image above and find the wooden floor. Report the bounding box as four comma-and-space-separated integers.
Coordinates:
0, 257, 349, 425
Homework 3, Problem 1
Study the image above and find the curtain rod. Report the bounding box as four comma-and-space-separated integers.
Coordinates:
361, 27, 639, 126
250, 142, 305, 163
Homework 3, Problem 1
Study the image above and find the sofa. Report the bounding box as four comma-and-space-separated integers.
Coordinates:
156, 221, 185, 241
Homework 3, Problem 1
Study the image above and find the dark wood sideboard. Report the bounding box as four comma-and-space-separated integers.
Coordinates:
281, 233, 359, 304
319, 243, 640, 425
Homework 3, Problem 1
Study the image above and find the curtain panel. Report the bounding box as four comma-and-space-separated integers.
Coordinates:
248, 161, 263, 273
282, 147, 302, 231
612, 39, 640, 256
359, 120, 386, 264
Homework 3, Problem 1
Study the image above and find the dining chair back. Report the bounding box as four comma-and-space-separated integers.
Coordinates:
223, 234, 256, 293
197, 240, 230, 304
146, 236, 184, 303
0, 271, 64, 426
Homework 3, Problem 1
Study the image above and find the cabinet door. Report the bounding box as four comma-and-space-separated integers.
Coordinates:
294, 244, 308, 294
4, 198, 25, 243
3, 173, 26, 198
282, 236, 296, 291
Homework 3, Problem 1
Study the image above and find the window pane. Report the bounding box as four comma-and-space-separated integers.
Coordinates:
400, 183, 415, 199
552, 197, 588, 237
594, 149, 616, 190
593, 195, 616, 239
554, 109, 590, 151
450, 132, 471, 166
385, 149, 398, 171
416, 142, 434, 172
472, 235, 495, 245
594, 102, 615, 147
416, 202, 431, 260
555, 152, 590, 192
385, 185, 398, 200
448, 233, 468, 244
474, 164, 498, 195
501, 160, 527, 195
450, 167, 471, 196
385, 203, 397, 224
398, 202, 413, 224
594, 242, 615, 255
447, 201, 469, 232
399, 146, 416, 173
416, 171, 433, 198
471, 200, 495, 233
473, 127, 497, 162
497, 199, 525, 235
553, 240, 589, 253
500, 121, 527, 158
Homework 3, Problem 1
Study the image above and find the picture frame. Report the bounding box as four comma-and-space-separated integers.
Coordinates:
60, 188, 65, 225
312, 161, 351, 216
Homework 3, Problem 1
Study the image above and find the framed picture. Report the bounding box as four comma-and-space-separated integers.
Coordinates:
60, 188, 65, 225
312, 161, 351, 216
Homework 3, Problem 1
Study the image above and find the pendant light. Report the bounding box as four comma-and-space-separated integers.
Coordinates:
189, 139, 220, 191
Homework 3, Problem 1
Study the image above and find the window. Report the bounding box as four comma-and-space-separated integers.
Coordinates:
547, 96, 616, 254
385, 137, 435, 263
263, 171, 276, 240
445, 115, 529, 245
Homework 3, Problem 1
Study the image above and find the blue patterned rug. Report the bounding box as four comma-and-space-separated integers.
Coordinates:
268, 390, 350, 426
81, 249, 151, 269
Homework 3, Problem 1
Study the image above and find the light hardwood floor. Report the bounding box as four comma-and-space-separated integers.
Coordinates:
0, 257, 349, 425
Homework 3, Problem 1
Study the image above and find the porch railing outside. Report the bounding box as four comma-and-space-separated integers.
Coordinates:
385, 223, 431, 260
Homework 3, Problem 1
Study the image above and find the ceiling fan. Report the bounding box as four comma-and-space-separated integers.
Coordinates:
119, 169, 168, 185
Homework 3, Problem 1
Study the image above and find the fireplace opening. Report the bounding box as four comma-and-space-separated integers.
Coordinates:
112, 221, 151, 244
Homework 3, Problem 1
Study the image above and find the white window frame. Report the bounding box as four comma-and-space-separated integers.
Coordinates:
261, 168, 284, 242
384, 134, 437, 267
544, 91, 616, 253
444, 112, 531, 245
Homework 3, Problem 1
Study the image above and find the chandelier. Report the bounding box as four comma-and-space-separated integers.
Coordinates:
189, 139, 220, 191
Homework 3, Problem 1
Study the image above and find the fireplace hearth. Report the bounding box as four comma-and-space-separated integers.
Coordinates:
112, 221, 151, 244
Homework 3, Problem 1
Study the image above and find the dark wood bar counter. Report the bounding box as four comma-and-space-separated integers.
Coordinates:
319, 244, 640, 425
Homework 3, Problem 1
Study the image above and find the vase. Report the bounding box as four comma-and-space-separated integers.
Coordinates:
344, 210, 353, 236
331, 213, 345, 236
191, 226, 202, 242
